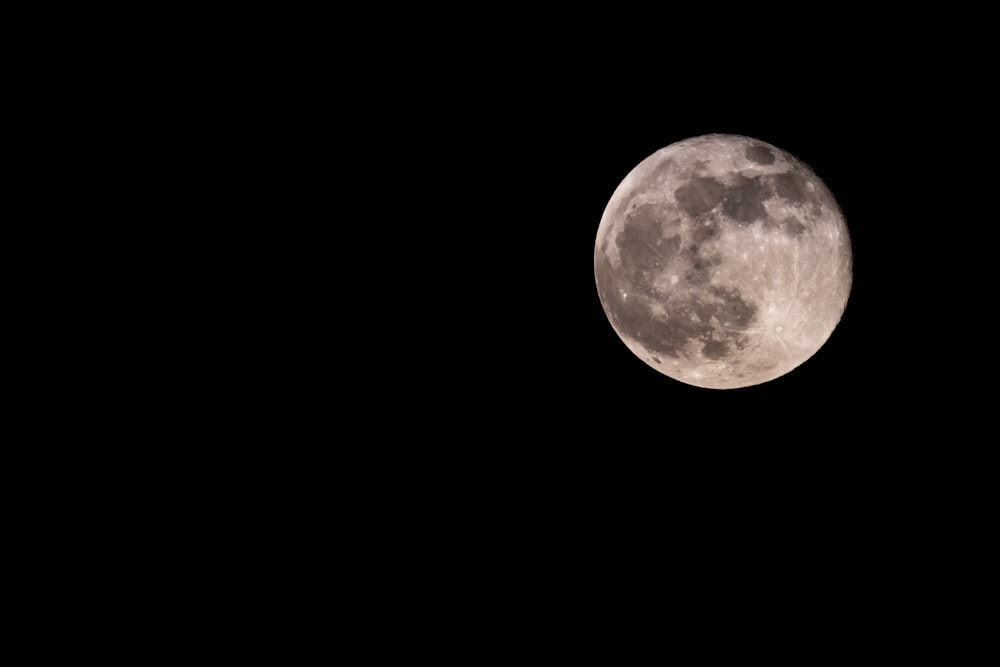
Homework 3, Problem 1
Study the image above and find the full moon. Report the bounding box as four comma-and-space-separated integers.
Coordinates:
594, 134, 852, 389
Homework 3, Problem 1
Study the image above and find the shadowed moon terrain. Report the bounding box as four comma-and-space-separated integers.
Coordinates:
594, 134, 852, 389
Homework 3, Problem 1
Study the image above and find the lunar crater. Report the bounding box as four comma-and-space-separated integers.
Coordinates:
745, 144, 776, 165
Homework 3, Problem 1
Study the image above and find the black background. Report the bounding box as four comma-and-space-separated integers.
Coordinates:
14, 11, 993, 640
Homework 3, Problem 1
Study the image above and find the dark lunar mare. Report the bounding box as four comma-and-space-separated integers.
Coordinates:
690, 219, 719, 245
596, 202, 759, 360
615, 202, 681, 291
745, 144, 775, 165
762, 213, 808, 237
768, 169, 839, 222
675, 176, 725, 216
771, 171, 811, 203
722, 175, 770, 226
675, 173, 771, 228
783, 216, 806, 237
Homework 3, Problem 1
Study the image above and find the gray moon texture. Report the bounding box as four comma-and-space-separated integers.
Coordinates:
594, 134, 852, 389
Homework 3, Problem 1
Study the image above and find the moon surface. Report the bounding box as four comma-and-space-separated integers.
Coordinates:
594, 134, 852, 389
